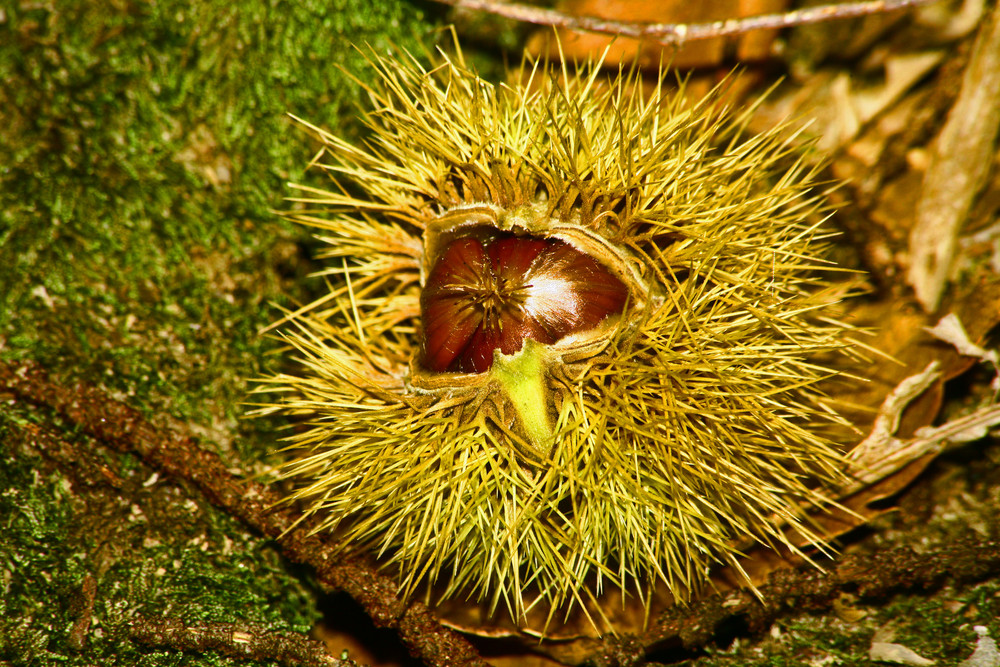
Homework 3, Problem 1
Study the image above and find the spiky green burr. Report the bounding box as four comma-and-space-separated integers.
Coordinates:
257, 43, 856, 625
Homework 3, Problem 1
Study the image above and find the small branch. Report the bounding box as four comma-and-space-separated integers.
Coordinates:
437, 0, 937, 46
0, 361, 488, 667
67, 573, 97, 651
639, 537, 1000, 655
129, 616, 355, 667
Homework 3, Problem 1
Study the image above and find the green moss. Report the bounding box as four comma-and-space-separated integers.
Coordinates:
0, 0, 443, 438
0, 0, 447, 663
0, 423, 320, 665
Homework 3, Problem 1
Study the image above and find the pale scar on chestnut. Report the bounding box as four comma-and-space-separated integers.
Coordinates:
420, 233, 629, 373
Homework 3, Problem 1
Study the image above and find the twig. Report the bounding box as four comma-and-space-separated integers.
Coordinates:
0, 361, 489, 667
437, 0, 937, 46
67, 573, 97, 651
129, 616, 356, 667
638, 537, 1000, 656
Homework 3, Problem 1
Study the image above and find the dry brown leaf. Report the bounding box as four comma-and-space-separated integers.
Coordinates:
908, 1, 1000, 310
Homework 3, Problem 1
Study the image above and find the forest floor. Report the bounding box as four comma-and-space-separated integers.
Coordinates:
2, 1, 999, 666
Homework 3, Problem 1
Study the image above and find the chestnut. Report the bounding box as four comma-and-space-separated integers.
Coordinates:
420, 234, 629, 373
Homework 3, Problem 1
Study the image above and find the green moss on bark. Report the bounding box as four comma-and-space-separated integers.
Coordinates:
0, 0, 443, 663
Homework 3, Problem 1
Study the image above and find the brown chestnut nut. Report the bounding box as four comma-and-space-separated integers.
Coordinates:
420, 234, 629, 373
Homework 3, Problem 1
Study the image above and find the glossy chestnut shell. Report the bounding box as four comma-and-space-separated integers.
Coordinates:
420, 233, 629, 373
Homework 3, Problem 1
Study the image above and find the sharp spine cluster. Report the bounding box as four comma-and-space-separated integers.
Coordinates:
258, 38, 857, 626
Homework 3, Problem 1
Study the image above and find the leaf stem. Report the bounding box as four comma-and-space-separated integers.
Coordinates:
491, 340, 554, 454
